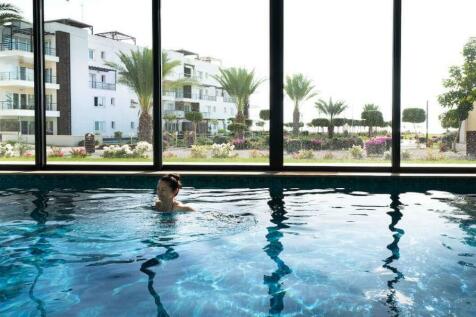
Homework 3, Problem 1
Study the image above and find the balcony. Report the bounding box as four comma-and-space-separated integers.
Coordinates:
0, 72, 57, 83
163, 109, 185, 118
90, 81, 116, 90
0, 101, 57, 111
162, 90, 218, 102
177, 73, 200, 81
0, 42, 57, 56
0, 101, 59, 117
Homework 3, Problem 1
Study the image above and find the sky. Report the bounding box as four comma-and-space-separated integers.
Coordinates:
8, 0, 476, 134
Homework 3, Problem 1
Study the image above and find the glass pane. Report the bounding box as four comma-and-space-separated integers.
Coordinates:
0, 0, 35, 164
162, 0, 269, 165
284, 0, 392, 166
44, 0, 153, 165
401, 0, 476, 166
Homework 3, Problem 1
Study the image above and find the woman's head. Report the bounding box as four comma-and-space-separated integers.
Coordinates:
157, 174, 182, 200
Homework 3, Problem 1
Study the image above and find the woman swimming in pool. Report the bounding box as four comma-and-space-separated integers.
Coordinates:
155, 174, 195, 211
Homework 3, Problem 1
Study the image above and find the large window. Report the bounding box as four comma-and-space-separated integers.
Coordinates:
44, 0, 153, 165
401, 0, 476, 167
284, 0, 393, 166
0, 0, 36, 165
1, 0, 476, 171
161, 0, 269, 165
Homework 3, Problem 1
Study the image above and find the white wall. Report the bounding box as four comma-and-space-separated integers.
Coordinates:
45, 22, 141, 138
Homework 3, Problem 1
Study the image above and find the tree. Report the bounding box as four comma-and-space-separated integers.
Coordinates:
315, 98, 347, 138
308, 118, 330, 133
284, 74, 318, 136
284, 122, 304, 132
163, 113, 177, 132
438, 38, 476, 151
402, 108, 426, 138
361, 104, 384, 137
259, 109, 270, 121
106, 51, 191, 143
185, 111, 203, 144
439, 110, 460, 130
255, 121, 265, 131
213, 68, 264, 130
210, 119, 219, 133
0, 4, 22, 26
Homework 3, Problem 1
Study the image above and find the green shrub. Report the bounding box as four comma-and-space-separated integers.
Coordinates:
325, 136, 363, 150
284, 139, 302, 153
292, 149, 314, 160
349, 145, 364, 159
197, 137, 213, 146
213, 135, 229, 144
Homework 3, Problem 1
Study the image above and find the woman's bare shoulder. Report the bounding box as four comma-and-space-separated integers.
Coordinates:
175, 201, 195, 211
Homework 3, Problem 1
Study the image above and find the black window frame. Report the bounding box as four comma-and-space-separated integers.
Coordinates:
0, 0, 474, 173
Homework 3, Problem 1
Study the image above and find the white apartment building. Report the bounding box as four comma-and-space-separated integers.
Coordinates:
0, 20, 60, 137
0, 19, 237, 145
162, 49, 237, 134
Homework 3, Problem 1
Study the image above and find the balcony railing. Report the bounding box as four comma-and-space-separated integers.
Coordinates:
163, 109, 185, 118
90, 81, 116, 90
0, 72, 57, 84
0, 101, 57, 111
223, 96, 236, 103
0, 42, 56, 56
162, 90, 219, 102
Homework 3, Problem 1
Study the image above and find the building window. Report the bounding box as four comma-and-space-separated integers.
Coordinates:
101, 75, 106, 83
47, 121, 53, 134
94, 97, 105, 107
111, 97, 115, 106
89, 49, 94, 60
94, 121, 105, 132
130, 99, 138, 108
111, 121, 116, 129
224, 107, 227, 113
130, 121, 135, 129
101, 51, 106, 59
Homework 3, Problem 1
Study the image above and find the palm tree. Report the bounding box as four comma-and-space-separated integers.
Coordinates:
361, 103, 384, 137
185, 111, 203, 144
213, 68, 264, 125
106, 50, 191, 142
315, 98, 348, 138
284, 74, 317, 136
363, 103, 379, 112
0, 3, 22, 25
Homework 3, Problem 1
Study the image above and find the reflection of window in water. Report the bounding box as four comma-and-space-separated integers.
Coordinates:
140, 213, 180, 317
263, 187, 292, 315
8, 190, 77, 317
383, 193, 405, 315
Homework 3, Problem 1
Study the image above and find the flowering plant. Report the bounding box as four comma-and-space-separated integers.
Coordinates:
365, 136, 391, 156
211, 143, 235, 158
0, 143, 15, 158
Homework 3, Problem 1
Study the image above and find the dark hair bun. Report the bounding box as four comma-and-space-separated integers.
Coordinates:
168, 174, 180, 182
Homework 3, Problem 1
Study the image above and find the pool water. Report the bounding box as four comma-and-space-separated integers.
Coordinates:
0, 178, 475, 316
